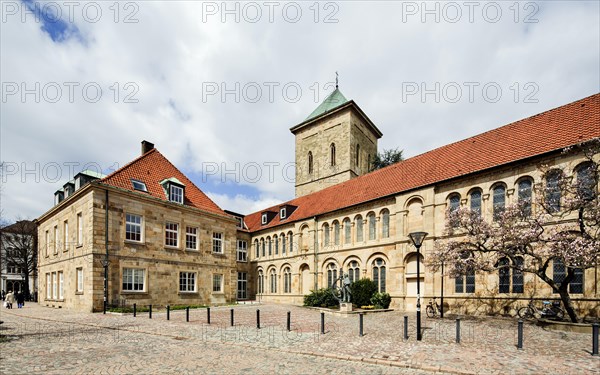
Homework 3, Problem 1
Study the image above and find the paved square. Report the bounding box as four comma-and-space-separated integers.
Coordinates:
1, 303, 598, 374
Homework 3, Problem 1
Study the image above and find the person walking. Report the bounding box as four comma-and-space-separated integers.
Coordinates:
16, 291, 25, 308
5, 291, 15, 309
1, 290, 5, 301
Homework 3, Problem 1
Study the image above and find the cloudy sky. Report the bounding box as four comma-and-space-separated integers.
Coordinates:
1, 0, 599, 222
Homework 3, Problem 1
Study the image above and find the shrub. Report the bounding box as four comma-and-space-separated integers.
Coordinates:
303, 288, 338, 308
370, 292, 391, 309
349, 278, 377, 307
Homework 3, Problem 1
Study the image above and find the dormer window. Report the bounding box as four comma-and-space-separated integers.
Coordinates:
261, 213, 268, 225
236, 217, 244, 229
280, 207, 287, 219
169, 184, 184, 204
131, 179, 148, 192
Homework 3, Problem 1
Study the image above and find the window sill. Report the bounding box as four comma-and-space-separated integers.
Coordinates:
164, 246, 181, 251
75, 291, 83, 295
178, 291, 198, 295
236, 260, 248, 263
211, 292, 224, 295
76, 244, 83, 249
185, 248, 199, 252
121, 291, 148, 294
124, 240, 145, 246
212, 252, 225, 256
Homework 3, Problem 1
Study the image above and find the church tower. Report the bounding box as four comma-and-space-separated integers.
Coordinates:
291, 88, 383, 197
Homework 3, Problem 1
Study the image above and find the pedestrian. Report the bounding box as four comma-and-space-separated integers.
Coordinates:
1, 290, 5, 301
5, 290, 15, 309
16, 291, 25, 308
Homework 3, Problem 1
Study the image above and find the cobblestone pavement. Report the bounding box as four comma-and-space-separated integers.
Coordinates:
1, 303, 598, 374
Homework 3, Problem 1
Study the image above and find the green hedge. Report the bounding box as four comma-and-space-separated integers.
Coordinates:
370, 292, 391, 309
349, 278, 377, 307
303, 288, 339, 308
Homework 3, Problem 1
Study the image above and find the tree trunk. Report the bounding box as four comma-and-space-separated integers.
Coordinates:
558, 287, 579, 323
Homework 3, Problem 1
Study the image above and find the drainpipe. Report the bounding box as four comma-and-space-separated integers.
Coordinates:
103, 189, 109, 314
313, 216, 318, 291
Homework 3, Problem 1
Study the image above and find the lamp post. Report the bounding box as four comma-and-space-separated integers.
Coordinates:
101, 259, 109, 314
409, 231, 428, 341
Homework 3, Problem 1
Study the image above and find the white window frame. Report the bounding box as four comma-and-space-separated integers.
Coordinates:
179, 272, 197, 293
212, 273, 223, 293
46, 273, 51, 299
122, 268, 146, 292
45, 230, 49, 257
77, 212, 83, 246
261, 213, 267, 225
165, 222, 179, 248
76, 268, 84, 292
237, 240, 247, 262
125, 213, 143, 242
185, 226, 198, 250
212, 232, 223, 254
131, 179, 147, 192
58, 271, 64, 299
54, 225, 58, 254
280, 207, 286, 219
169, 184, 184, 204
63, 220, 69, 251
52, 272, 57, 299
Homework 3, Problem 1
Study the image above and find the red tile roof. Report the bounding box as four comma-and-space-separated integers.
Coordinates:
100, 149, 226, 216
245, 93, 600, 232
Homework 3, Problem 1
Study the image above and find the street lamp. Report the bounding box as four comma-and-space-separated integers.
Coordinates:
101, 259, 110, 314
408, 231, 427, 341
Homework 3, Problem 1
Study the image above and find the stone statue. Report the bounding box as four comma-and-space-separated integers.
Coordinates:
342, 273, 352, 303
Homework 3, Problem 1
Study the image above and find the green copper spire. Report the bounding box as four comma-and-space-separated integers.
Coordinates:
305, 88, 349, 121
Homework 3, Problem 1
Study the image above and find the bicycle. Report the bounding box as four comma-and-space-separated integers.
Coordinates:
517, 300, 565, 321
426, 297, 442, 318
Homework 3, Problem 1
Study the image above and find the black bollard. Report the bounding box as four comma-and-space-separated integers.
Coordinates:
287, 311, 291, 332
593, 323, 598, 356
133, 303, 137, 317
403, 316, 408, 340
257, 309, 260, 329
230, 308, 234, 326
149, 304, 152, 319
167, 305, 170, 321
517, 320, 523, 349
186, 307, 190, 322
456, 318, 461, 343
207, 307, 211, 324
359, 313, 364, 337
320, 312, 325, 334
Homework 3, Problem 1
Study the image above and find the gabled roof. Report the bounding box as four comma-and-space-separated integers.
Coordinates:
99, 149, 226, 216
246, 93, 600, 232
305, 88, 349, 121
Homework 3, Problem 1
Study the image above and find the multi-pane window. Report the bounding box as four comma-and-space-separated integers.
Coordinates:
348, 261, 360, 283
261, 239, 265, 257
212, 274, 223, 293
577, 163, 596, 201
355, 216, 363, 242
334, 221, 340, 245
546, 170, 562, 213
368, 214, 376, 240
274, 235, 279, 255
326, 263, 338, 288
63, 220, 69, 250
372, 258, 386, 293
169, 184, 184, 204
165, 223, 179, 247
237, 272, 247, 299
382, 210, 390, 238
269, 269, 277, 294
288, 232, 293, 252
254, 240, 259, 258
553, 258, 584, 294
258, 270, 264, 294
323, 224, 330, 246
449, 195, 460, 212
513, 257, 524, 293
58, 271, 64, 299
125, 214, 142, 242
77, 213, 83, 246
493, 185, 506, 221
237, 240, 247, 262
46, 273, 51, 299
122, 268, 145, 291
470, 190, 482, 216
76, 268, 83, 292
518, 179, 533, 217
344, 219, 351, 244
267, 237, 272, 256
179, 272, 196, 292
498, 257, 524, 293
185, 226, 198, 250
212, 232, 223, 254
283, 267, 292, 293
52, 272, 57, 299
282, 234, 287, 254
455, 271, 475, 293
498, 258, 510, 293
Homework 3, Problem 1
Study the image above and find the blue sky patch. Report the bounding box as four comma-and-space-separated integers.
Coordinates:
21, 0, 82, 43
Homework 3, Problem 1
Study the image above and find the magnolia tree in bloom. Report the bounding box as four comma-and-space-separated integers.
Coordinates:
429, 140, 599, 323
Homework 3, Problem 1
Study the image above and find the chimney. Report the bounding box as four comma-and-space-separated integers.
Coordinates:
141, 140, 154, 155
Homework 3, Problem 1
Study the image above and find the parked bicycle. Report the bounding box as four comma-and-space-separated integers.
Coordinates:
426, 297, 442, 318
517, 300, 565, 321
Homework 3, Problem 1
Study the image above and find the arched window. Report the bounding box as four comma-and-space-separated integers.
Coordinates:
308, 152, 313, 175
470, 190, 482, 216
513, 257, 524, 293
553, 258, 584, 294
269, 269, 277, 294
493, 185, 506, 221
281, 233, 287, 254
381, 209, 390, 238
274, 235, 279, 255
288, 232, 294, 253
449, 194, 460, 212
333, 221, 340, 245
498, 257, 510, 293
254, 240, 259, 258
326, 263, 338, 288
348, 261, 360, 283
261, 239, 265, 257
343, 219, 351, 244
330, 143, 336, 167
546, 170, 562, 213
455, 252, 475, 293
577, 163, 596, 201
267, 236, 272, 256
323, 223, 330, 246
368, 213, 376, 240
355, 144, 360, 167
497, 257, 524, 293
372, 258, 386, 292
355, 216, 363, 242
283, 267, 292, 293
518, 179, 533, 217
258, 270, 264, 294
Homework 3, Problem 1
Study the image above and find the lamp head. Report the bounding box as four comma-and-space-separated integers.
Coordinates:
408, 231, 428, 248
